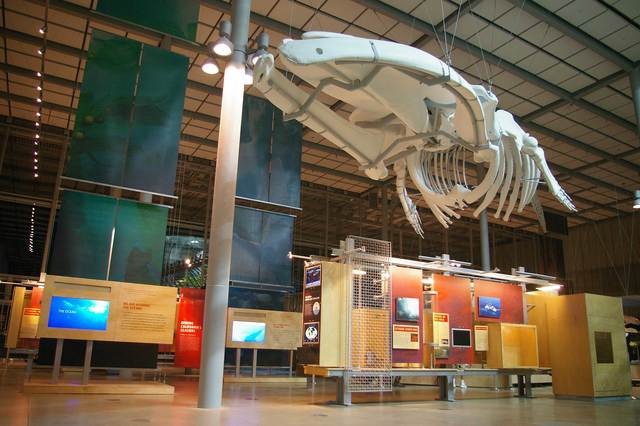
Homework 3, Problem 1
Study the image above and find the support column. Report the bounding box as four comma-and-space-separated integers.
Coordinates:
0, 124, 9, 176
630, 64, 640, 137
198, 0, 252, 409
324, 193, 329, 256
476, 164, 490, 271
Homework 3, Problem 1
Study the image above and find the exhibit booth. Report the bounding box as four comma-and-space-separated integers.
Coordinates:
298, 236, 632, 405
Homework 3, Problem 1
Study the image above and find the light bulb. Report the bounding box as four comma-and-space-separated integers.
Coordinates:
211, 38, 233, 57
201, 57, 220, 75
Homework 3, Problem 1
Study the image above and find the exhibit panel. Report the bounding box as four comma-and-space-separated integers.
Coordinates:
225, 308, 302, 350
37, 275, 177, 344
390, 266, 423, 367
432, 275, 473, 365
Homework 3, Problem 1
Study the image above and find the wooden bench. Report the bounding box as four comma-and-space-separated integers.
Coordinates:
303, 365, 551, 405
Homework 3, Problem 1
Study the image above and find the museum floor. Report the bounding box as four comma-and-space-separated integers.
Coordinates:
1, 364, 639, 426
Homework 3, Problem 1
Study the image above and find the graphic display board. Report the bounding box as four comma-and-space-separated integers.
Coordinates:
474, 325, 489, 351
37, 275, 177, 344
231, 321, 266, 343
174, 288, 205, 369
303, 264, 322, 346
225, 308, 302, 350
478, 296, 501, 318
396, 297, 419, 322
393, 324, 420, 350
432, 313, 450, 346
47, 297, 110, 331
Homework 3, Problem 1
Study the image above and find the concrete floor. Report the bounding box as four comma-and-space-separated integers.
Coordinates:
1, 364, 639, 426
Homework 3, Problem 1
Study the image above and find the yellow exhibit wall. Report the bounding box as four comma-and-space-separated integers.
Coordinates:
318, 262, 350, 367
526, 292, 553, 368
486, 323, 538, 368
5, 287, 26, 349
547, 293, 631, 398
37, 275, 177, 344
225, 308, 302, 350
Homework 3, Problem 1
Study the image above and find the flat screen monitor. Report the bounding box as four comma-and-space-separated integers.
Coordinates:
47, 296, 110, 331
451, 328, 472, 347
478, 296, 501, 318
305, 266, 321, 288
231, 321, 266, 343
396, 297, 420, 322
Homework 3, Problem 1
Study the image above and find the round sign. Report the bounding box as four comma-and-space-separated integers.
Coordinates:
312, 301, 320, 316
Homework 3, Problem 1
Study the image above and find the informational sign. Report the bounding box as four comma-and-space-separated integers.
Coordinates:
174, 288, 205, 369
225, 308, 302, 350
474, 325, 489, 351
302, 264, 322, 345
37, 275, 177, 344
393, 324, 420, 350
478, 296, 501, 318
18, 287, 43, 339
432, 312, 450, 346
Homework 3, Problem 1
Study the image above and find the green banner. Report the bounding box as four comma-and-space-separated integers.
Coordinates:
97, 0, 199, 41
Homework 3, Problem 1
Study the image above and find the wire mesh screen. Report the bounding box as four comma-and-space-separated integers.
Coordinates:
344, 235, 393, 393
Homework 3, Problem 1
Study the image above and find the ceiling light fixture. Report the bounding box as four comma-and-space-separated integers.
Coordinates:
250, 32, 269, 66
201, 56, 220, 75
211, 20, 233, 57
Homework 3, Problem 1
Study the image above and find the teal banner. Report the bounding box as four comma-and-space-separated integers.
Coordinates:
49, 191, 168, 284
97, 0, 199, 41
237, 95, 302, 208
66, 30, 188, 196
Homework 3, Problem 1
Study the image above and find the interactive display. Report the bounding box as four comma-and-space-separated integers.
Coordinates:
47, 296, 110, 331
305, 265, 321, 288
231, 321, 266, 343
396, 297, 419, 322
451, 328, 472, 347
478, 296, 501, 318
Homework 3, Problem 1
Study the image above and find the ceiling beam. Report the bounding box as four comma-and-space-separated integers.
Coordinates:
502, 0, 634, 72
350, 0, 636, 132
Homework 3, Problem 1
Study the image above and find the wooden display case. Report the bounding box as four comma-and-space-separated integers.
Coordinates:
486, 323, 539, 368
546, 293, 631, 398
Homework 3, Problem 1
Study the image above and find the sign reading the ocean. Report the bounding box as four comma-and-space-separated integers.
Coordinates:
231, 321, 266, 343
478, 296, 501, 319
48, 296, 110, 331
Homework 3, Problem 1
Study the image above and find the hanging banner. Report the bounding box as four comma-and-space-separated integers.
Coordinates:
302, 265, 322, 346
174, 288, 205, 369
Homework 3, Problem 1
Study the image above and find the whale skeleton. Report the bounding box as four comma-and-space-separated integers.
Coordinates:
252, 32, 576, 236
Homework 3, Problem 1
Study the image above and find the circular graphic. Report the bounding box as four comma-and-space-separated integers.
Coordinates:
312, 301, 321, 316
305, 325, 318, 340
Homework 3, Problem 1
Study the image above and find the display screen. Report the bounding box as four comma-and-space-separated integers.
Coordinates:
451, 328, 472, 347
478, 296, 501, 318
231, 321, 266, 343
305, 265, 321, 288
396, 297, 420, 322
47, 296, 110, 331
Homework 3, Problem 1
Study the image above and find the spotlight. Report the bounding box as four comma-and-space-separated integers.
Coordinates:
39, 25, 47, 34
201, 57, 220, 75
36, 98, 42, 103
35, 122, 40, 127
634, 190, 640, 209
34, 158, 38, 163
250, 32, 269, 66
34, 141, 39, 146
34, 151, 38, 155
37, 85, 42, 91
34, 165, 38, 170
36, 71, 42, 77
35, 134, 40, 139
36, 111, 41, 117
37, 47, 44, 55
210, 20, 233, 57
34, 173, 38, 177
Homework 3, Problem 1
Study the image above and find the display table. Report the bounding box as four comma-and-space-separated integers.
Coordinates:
303, 365, 551, 405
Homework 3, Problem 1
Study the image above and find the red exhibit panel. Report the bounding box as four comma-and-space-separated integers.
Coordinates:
174, 288, 205, 369
474, 280, 524, 324
433, 275, 473, 365
390, 266, 423, 366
